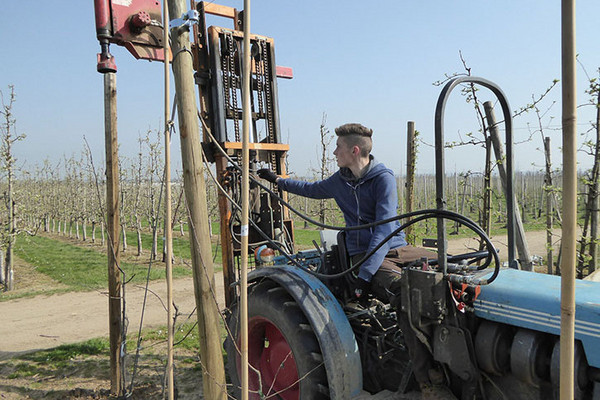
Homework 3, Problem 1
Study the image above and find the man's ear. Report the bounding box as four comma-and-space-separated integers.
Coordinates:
352, 146, 360, 155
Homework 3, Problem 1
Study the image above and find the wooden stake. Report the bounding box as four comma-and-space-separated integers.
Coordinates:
484, 101, 532, 270
560, 0, 577, 397
163, 1, 175, 398
104, 71, 123, 396
167, 1, 226, 398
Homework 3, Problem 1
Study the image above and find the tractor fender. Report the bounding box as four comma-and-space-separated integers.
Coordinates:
248, 265, 363, 399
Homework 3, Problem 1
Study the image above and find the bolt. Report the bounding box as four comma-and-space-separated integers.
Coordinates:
131, 11, 151, 29
439, 327, 449, 343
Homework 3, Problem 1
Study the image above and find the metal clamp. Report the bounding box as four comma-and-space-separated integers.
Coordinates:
169, 10, 199, 30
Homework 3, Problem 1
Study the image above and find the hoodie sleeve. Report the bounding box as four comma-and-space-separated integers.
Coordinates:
357, 172, 400, 281
278, 174, 338, 199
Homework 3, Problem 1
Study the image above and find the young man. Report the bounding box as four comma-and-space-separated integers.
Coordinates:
258, 123, 455, 399
260, 122, 406, 295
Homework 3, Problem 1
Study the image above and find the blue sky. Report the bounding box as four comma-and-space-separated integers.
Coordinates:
1, 1, 599, 177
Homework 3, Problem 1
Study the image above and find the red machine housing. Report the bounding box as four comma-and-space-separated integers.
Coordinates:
94, 0, 167, 72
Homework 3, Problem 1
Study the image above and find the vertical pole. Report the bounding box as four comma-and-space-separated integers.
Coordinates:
167, 1, 226, 398
484, 101, 531, 270
163, 1, 174, 399
405, 121, 415, 243
104, 71, 123, 396
240, 1, 251, 398
560, 0, 577, 398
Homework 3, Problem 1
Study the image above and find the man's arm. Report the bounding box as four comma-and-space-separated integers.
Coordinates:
278, 174, 337, 199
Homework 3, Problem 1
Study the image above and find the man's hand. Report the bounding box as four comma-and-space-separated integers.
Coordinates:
257, 168, 279, 183
354, 278, 371, 299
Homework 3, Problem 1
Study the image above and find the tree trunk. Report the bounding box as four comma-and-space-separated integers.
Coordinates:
303, 197, 309, 229
76, 220, 80, 240
101, 221, 106, 246
6, 175, 14, 290
151, 226, 158, 261
82, 219, 87, 241
544, 137, 554, 274
92, 221, 96, 243
136, 218, 143, 257
0, 250, 4, 287
121, 223, 127, 253
4, 247, 12, 291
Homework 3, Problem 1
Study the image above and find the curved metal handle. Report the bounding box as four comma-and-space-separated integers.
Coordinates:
434, 76, 516, 274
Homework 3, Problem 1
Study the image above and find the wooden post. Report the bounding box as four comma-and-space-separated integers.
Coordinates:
104, 71, 123, 396
405, 121, 416, 243
167, 1, 226, 398
560, 0, 577, 397
483, 101, 532, 270
162, 1, 174, 398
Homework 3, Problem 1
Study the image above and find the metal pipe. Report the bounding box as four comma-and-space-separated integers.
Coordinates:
560, 0, 577, 398
434, 77, 516, 275
240, 1, 251, 399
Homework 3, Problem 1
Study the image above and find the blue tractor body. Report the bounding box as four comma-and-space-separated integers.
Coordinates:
475, 269, 600, 368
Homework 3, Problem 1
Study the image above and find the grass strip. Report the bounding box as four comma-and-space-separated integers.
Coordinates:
13, 235, 191, 291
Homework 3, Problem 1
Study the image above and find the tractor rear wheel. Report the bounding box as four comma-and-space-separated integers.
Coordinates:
225, 281, 330, 400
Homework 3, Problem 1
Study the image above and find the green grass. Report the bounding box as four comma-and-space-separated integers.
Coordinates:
19, 338, 109, 365
121, 228, 223, 264
13, 235, 191, 291
0, 287, 71, 302
291, 228, 322, 249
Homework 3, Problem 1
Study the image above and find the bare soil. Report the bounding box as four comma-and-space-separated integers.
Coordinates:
0, 229, 576, 399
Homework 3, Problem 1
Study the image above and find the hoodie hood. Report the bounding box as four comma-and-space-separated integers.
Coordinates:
339, 156, 386, 183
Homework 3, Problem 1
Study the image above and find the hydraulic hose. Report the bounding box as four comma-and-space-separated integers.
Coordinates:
199, 112, 500, 285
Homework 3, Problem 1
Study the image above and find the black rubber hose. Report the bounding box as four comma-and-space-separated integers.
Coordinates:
202, 120, 500, 283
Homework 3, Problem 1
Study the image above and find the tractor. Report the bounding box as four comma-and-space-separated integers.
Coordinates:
186, 3, 600, 399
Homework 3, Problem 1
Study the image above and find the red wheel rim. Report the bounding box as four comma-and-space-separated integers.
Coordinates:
242, 316, 299, 400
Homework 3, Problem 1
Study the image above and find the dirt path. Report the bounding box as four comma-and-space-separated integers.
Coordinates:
0, 228, 583, 359
0, 274, 224, 360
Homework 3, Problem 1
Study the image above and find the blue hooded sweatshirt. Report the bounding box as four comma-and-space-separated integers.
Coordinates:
278, 157, 407, 281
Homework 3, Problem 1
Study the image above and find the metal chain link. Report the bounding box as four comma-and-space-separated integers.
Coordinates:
221, 46, 231, 141
226, 33, 241, 143
261, 41, 278, 170
255, 41, 264, 117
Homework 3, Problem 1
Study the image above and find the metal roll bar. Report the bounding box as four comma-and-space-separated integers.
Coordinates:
434, 77, 517, 275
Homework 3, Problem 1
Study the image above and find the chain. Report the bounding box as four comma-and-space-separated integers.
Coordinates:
221, 42, 231, 125
261, 41, 278, 170
255, 41, 264, 117
227, 33, 241, 142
